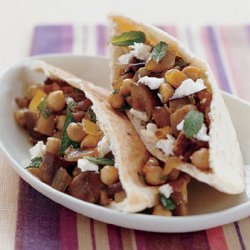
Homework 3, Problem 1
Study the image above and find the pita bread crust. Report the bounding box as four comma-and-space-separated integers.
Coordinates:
31, 60, 158, 212
108, 14, 245, 194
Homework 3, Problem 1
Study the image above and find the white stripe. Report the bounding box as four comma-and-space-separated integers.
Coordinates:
213, 27, 237, 94
72, 25, 83, 54
85, 25, 97, 55
177, 26, 191, 51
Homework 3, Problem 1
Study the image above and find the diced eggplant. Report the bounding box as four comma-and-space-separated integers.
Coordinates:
131, 83, 160, 118
40, 152, 73, 185
64, 148, 98, 162
170, 104, 197, 136
73, 111, 85, 122
67, 172, 105, 203
169, 97, 192, 113
152, 107, 170, 128
76, 99, 92, 112
15, 97, 29, 108
35, 114, 56, 136
44, 78, 68, 87
51, 167, 72, 192
107, 182, 123, 198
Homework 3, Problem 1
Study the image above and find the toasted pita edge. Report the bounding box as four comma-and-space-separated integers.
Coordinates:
108, 13, 245, 194
30, 59, 158, 212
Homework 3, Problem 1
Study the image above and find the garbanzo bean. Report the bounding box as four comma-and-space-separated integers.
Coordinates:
120, 79, 133, 96
100, 165, 119, 186
67, 122, 86, 142
56, 115, 66, 130
182, 66, 201, 81
46, 137, 61, 154
13, 110, 26, 127
159, 83, 174, 104
114, 191, 126, 203
164, 69, 188, 88
190, 148, 209, 170
25, 85, 41, 99
80, 134, 100, 148
152, 204, 172, 216
47, 90, 65, 112
108, 92, 125, 109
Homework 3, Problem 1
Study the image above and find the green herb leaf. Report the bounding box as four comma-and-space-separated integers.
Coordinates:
112, 31, 146, 46
118, 102, 131, 111
88, 107, 97, 123
85, 156, 114, 166
60, 108, 80, 154
151, 41, 168, 63
160, 194, 176, 211
183, 110, 204, 138
38, 96, 51, 118
112, 89, 120, 95
26, 157, 43, 169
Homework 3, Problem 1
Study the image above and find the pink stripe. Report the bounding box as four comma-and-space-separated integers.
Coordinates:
61, 25, 73, 52
90, 219, 96, 250
60, 207, 78, 250
163, 25, 178, 38
206, 227, 228, 250
107, 224, 123, 250
134, 230, 146, 250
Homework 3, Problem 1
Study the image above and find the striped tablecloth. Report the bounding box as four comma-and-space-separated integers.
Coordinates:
1, 24, 250, 250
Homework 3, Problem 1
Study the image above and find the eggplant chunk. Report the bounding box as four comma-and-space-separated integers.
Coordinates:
35, 115, 56, 136
51, 167, 72, 192
131, 83, 160, 118
152, 107, 170, 128
107, 182, 123, 199
169, 97, 192, 113
67, 172, 105, 203
170, 104, 197, 137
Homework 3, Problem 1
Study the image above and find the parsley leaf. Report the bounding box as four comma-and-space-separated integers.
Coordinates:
88, 107, 97, 123
183, 110, 204, 138
118, 102, 131, 111
160, 194, 176, 211
112, 89, 120, 94
85, 156, 114, 166
60, 107, 80, 154
26, 157, 43, 169
151, 41, 168, 63
38, 96, 50, 118
112, 31, 146, 46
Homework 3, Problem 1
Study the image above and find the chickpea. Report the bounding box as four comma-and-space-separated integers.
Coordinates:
14, 109, 26, 127
80, 134, 100, 148
47, 90, 65, 112
100, 165, 119, 186
159, 83, 174, 104
67, 122, 86, 142
56, 115, 66, 130
25, 84, 41, 99
152, 204, 172, 216
114, 191, 126, 203
108, 92, 125, 109
46, 137, 61, 154
120, 79, 134, 96
164, 69, 188, 88
182, 66, 201, 81
190, 148, 209, 170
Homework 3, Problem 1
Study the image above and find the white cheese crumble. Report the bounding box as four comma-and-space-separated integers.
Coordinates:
97, 136, 111, 157
77, 159, 99, 173
146, 123, 157, 132
66, 97, 75, 105
156, 135, 176, 156
29, 141, 46, 159
177, 120, 209, 142
138, 76, 165, 90
171, 78, 206, 99
118, 42, 151, 64
159, 184, 173, 198
130, 108, 148, 122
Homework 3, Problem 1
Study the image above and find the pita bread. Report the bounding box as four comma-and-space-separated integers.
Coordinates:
108, 13, 245, 194
31, 60, 158, 212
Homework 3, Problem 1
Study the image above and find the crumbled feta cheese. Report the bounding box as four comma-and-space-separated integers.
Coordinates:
177, 120, 209, 142
66, 97, 75, 105
29, 141, 46, 159
118, 53, 134, 65
146, 123, 157, 132
156, 135, 176, 156
130, 108, 148, 122
129, 43, 151, 61
171, 78, 206, 99
77, 159, 99, 173
138, 76, 165, 90
159, 184, 173, 198
118, 42, 151, 64
97, 136, 111, 157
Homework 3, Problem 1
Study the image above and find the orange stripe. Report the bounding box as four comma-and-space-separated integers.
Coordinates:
222, 223, 241, 250
77, 215, 93, 250
206, 227, 228, 250
237, 217, 250, 247
121, 229, 137, 250
0, 156, 19, 249
93, 220, 109, 250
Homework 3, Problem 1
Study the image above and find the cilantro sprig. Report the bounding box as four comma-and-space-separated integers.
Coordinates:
160, 194, 176, 211
38, 96, 51, 118
26, 157, 43, 169
85, 156, 114, 166
112, 31, 146, 46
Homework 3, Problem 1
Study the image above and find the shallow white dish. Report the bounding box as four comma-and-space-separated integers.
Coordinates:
0, 54, 249, 233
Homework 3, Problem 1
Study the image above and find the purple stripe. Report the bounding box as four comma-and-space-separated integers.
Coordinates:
245, 25, 250, 44
206, 26, 231, 93
134, 230, 146, 250
90, 219, 96, 250
96, 25, 107, 56
30, 25, 73, 55
15, 180, 60, 250
234, 222, 246, 250
107, 224, 123, 250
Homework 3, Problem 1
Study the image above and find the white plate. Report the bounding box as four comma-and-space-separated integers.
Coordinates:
0, 54, 249, 233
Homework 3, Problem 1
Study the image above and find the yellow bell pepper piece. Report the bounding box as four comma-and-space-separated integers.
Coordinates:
29, 89, 47, 112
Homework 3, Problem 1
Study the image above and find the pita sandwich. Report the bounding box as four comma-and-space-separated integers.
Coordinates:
108, 13, 245, 195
